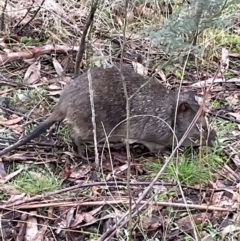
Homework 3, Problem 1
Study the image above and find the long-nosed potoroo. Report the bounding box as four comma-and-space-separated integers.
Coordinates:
0, 65, 216, 158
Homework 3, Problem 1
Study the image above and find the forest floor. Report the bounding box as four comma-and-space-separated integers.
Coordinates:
0, 1, 240, 241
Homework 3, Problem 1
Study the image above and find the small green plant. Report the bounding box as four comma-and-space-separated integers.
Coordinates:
213, 119, 237, 138
27, 87, 47, 101
144, 148, 222, 185
21, 36, 41, 46
11, 165, 61, 195
225, 98, 234, 108
0, 192, 6, 200
211, 99, 221, 109
224, 72, 235, 78
203, 220, 220, 239
175, 70, 183, 80
214, 31, 240, 52
11, 86, 49, 110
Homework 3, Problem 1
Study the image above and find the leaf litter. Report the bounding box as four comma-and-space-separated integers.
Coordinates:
0, 0, 239, 241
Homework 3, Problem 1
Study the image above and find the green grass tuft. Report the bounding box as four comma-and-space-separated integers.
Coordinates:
11, 165, 61, 195
144, 147, 223, 185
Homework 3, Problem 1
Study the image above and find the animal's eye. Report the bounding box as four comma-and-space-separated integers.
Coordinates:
178, 102, 191, 112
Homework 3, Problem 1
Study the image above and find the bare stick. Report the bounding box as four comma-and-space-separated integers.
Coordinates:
74, 0, 98, 75
1, 0, 8, 31
1, 200, 231, 212
16, 0, 46, 34
118, 0, 133, 238
87, 70, 99, 168
0, 179, 230, 210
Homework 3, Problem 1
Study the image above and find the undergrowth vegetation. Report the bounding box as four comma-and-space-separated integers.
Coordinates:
0, 0, 239, 240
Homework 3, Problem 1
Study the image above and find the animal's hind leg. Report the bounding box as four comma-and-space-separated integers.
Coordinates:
71, 132, 94, 161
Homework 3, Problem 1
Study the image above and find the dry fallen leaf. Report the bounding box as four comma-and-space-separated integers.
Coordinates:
0, 184, 22, 195
132, 62, 148, 76
0, 0, 28, 22
40, 0, 74, 23
0, 116, 23, 126
221, 47, 229, 73
47, 84, 62, 91
0, 116, 23, 132
228, 112, 240, 121
70, 213, 86, 227
136, 4, 155, 19
0, 161, 7, 178
7, 124, 23, 133
152, 184, 167, 194
191, 77, 240, 88
59, 76, 72, 85
65, 207, 76, 228
66, 206, 104, 228
29, 77, 49, 88
24, 61, 41, 84
92, 186, 101, 197
211, 191, 224, 206
226, 93, 239, 105
53, 58, 64, 77
31, 225, 48, 241
231, 154, 240, 166
94, 39, 102, 49
127, 11, 134, 24
157, 70, 167, 83
47, 90, 62, 96
7, 193, 26, 204
68, 165, 91, 180
71, 210, 98, 227
63, 162, 72, 179
0, 128, 6, 133
113, 14, 123, 26
25, 211, 38, 241
176, 213, 213, 232
142, 206, 153, 230
220, 224, 240, 241
0, 167, 24, 184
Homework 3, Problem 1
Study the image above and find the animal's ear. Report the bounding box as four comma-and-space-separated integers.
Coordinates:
179, 90, 197, 102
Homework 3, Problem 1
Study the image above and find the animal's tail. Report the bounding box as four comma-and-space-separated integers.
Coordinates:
0, 119, 56, 156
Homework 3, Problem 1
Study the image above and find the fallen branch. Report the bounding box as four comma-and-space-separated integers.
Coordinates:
0, 180, 230, 209
0, 44, 79, 65
0, 198, 232, 212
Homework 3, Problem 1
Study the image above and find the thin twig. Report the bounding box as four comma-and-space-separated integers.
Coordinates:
1, 0, 8, 31
0, 179, 229, 209
2, 199, 231, 212
87, 70, 99, 168
15, 2, 34, 28
74, 0, 98, 75
119, 0, 132, 239
16, 0, 46, 34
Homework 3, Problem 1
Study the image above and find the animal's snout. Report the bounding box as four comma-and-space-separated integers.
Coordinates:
197, 121, 216, 147
205, 128, 216, 147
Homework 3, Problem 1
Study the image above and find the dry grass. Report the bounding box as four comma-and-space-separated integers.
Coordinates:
0, 1, 239, 241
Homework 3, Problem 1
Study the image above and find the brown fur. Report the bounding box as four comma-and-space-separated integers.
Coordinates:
0, 65, 216, 157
